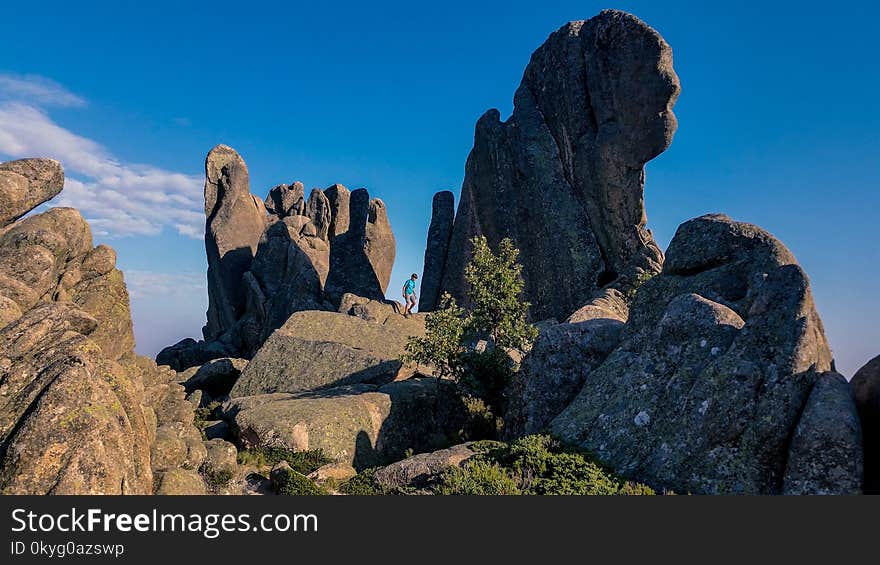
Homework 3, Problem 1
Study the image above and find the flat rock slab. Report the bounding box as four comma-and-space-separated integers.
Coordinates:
230, 310, 424, 397
223, 378, 466, 469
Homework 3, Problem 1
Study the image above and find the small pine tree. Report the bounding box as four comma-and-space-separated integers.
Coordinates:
464, 236, 538, 350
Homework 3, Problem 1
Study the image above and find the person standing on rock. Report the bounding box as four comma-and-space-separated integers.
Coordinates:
402, 273, 418, 316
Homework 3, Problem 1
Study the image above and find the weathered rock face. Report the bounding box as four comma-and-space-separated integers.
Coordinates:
851, 355, 880, 493
222, 378, 468, 469
325, 189, 396, 303
0, 157, 206, 495
0, 304, 153, 494
782, 372, 863, 495
504, 318, 624, 438
204, 145, 267, 341
230, 310, 424, 397
0, 205, 136, 360
235, 214, 331, 354
161, 147, 398, 368
428, 10, 679, 322
419, 190, 455, 311
0, 158, 64, 228
546, 214, 856, 494
264, 182, 305, 217
324, 184, 350, 238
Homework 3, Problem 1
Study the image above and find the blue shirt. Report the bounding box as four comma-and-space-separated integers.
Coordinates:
404, 279, 416, 295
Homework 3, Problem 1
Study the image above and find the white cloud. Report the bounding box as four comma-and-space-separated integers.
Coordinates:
125, 270, 207, 299
0, 74, 204, 239
0, 74, 86, 108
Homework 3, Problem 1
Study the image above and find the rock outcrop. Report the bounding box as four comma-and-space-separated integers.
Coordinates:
0, 304, 153, 494
425, 10, 679, 321
222, 378, 467, 469
324, 188, 396, 304
203, 145, 267, 341
852, 355, 880, 493
782, 372, 862, 495
0, 158, 206, 494
230, 310, 424, 397
419, 190, 455, 311
504, 318, 624, 438
544, 214, 860, 494
160, 147, 398, 368
0, 158, 64, 228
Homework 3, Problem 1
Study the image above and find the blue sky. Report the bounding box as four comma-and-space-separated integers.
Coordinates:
0, 1, 877, 376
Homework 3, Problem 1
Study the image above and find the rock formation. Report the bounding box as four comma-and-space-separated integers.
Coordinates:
230, 310, 424, 397
204, 145, 267, 341
222, 378, 467, 469
419, 190, 455, 311
422, 10, 679, 320
504, 317, 624, 438
0, 158, 209, 494
0, 158, 64, 228
160, 146, 398, 368
540, 214, 861, 494
851, 355, 880, 493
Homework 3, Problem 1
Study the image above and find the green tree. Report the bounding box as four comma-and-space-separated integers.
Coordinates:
403, 237, 538, 428
464, 236, 537, 349
402, 293, 466, 382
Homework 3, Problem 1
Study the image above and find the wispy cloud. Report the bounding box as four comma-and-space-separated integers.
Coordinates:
125, 270, 207, 299
0, 74, 204, 239
0, 74, 86, 108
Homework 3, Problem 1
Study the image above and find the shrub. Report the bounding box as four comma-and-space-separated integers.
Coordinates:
436, 460, 521, 495
433, 435, 655, 495
273, 468, 327, 496
202, 467, 234, 487
338, 468, 385, 495
403, 294, 466, 382
460, 395, 499, 441
237, 447, 332, 475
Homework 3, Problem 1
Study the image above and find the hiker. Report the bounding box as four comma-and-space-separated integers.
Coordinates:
402, 273, 418, 316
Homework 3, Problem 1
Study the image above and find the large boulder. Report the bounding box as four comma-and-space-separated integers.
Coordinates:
0, 159, 206, 495
0, 304, 153, 494
222, 378, 468, 469
548, 214, 852, 494
0, 158, 64, 228
851, 354, 880, 493
373, 443, 478, 490
156, 337, 232, 372
504, 318, 624, 438
0, 206, 135, 358
181, 357, 248, 398
203, 145, 267, 341
432, 10, 679, 321
230, 310, 424, 397
419, 190, 455, 311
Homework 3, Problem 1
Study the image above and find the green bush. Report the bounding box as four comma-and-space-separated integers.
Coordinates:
338, 468, 385, 495
433, 435, 655, 496
237, 447, 332, 475
436, 460, 521, 495
274, 468, 327, 496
